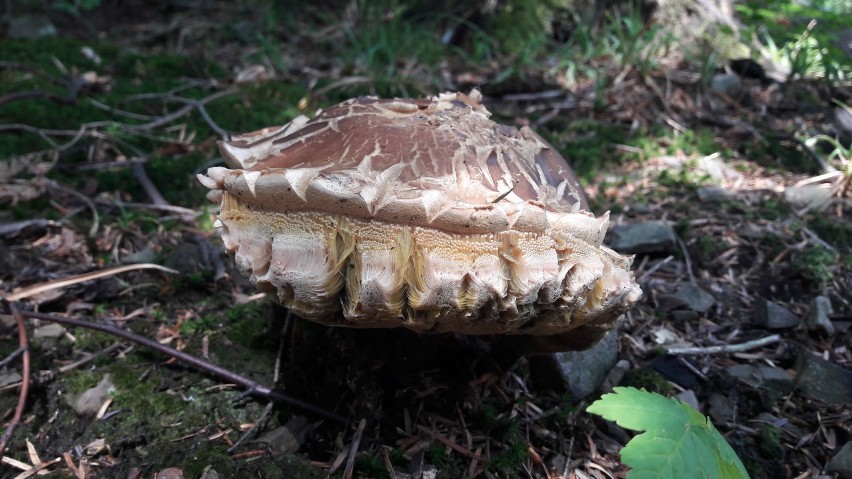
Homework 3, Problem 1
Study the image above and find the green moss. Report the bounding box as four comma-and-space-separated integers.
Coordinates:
541, 119, 637, 179
621, 368, 674, 395
757, 424, 783, 459
791, 245, 836, 290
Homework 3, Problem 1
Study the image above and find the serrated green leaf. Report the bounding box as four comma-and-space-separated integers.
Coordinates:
586, 386, 689, 434
587, 387, 749, 479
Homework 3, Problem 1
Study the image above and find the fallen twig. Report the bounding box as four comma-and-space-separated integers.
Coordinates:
0, 304, 31, 457
1, 264, 178, 302
16, 310, 348, 424
665, 334, 781, 355
343, 418, 367, 479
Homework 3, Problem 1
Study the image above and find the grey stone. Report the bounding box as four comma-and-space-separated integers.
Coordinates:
123, 248, 158, 264
794, 352, 852, 405
805, 296, 835, 336
606, 221, 676, 254
600, 359, 630, 392
674, 284, 715, 313
7, 15, 57, 39
753, 298, 800, 329
710, 73, 742, 96
33, 323, 66, 341
162, 242, 205, 275
707, 393, 733, 423
71, 374, 114, 416
726, 364, 793, 395
0, 370, 22, 388
826, 441, 852, 479
675, 390, 700, 412
698, 155, 742, 182
198, 466, 219, 479
254, 416, 311, 454
530, 329, 618, 399
696, 185, 734, 202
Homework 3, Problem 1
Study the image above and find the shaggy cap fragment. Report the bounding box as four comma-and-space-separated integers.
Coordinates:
199, 91, 641, 338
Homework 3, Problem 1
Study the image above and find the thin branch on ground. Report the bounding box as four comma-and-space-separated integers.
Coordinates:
2, 264, 178, 302
0, 303, 31, 457
664, 334, 781, 355
17, 310, 348, 424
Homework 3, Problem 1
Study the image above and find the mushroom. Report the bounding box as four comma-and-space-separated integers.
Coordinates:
198, 90, 641, 349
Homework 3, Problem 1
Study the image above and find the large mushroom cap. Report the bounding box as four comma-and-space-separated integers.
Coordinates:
199, 91, 641, 341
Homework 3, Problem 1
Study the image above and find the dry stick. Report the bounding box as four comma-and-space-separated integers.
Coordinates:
343, 419, 368, 479
0, 347, 25, 369
0, 304, 31, 458
18, 310, 347, 424
1, 88, 237, 161
47, 180, 100, 237
93, 199, 199, 219
1, 264, 178, 302
665, 334, 781, 355
131, 162, 169, 207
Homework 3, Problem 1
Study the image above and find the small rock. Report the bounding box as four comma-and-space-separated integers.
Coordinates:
33, 323, 66, 341
707, 393, 733, 423
530, 329, 618, 399
123, 248, 158, 264
675, 389, 700, 412
155, 468, 184, 479
162, 242, 206, 275
198, 466, 219, 479
794, 352, 852, 405
7, 15, 57, 39
71, 374, 114, 416
710, 73, 742, 96
785, 184, 833, 212
805, 296, 835, 336
753, 298, 800, 329
254, 416, 312, 455
606, 221, 676, 254
651, 355, 700, 389
696, 185, 734, 202
0, 370, 22, 388
667, 283, 715, 313
726, 364, 793, 396
698, 155, 742, 182
600, 359, 630, 392
826, 441, 852, 478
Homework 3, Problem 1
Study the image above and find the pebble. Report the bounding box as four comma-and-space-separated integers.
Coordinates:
530, 329, 618, 399
606, 221, 676, 254
753, 298, 800, 329
826, 441, 852, 478
805, 296, 835, 336
707, 393, 733, 423
254, 416, 311, 455
696, 185, 735, 202
710, 73, 742, 97
726, 364, 793, 395
71, 373, 114, 416
659, 283, 715, 314
794, 352, 852, 405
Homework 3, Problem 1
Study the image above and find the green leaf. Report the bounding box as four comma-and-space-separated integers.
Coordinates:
587, 387, 750, 479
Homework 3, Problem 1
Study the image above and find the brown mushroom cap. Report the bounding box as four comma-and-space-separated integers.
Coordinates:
199, 91, 641, 338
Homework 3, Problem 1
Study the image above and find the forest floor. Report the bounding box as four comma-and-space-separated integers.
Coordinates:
1, 1, 850, 478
